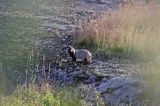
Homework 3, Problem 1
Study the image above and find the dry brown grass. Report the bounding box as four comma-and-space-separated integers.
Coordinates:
75, 3, 160, 58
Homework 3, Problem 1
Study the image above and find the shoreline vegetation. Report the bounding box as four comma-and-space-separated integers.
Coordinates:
0, 0, 160, 105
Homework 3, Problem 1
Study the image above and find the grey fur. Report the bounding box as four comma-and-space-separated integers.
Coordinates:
67, 46, 92, 63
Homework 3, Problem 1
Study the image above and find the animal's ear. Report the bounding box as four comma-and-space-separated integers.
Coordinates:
68, 45, 71, 48
67, 45, 71, 50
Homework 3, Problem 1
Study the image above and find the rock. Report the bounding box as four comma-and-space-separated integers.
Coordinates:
97, 76, 147, 106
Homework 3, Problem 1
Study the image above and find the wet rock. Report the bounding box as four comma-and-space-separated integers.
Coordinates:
71, 75, 147, 106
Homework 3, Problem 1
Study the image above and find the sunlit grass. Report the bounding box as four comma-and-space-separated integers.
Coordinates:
0, 84, 84, 106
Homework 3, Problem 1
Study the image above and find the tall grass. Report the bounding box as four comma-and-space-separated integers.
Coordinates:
75, 3, 160, 58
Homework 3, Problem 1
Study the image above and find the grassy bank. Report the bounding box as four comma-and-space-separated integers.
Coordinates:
0, 0, 53, 94
75, 3, 160, 59
0, 0, 74, 94
0, 13, 42, 95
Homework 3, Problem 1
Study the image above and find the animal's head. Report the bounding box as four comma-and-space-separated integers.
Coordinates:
67, 46, 75, 54
66, 46, 76, 61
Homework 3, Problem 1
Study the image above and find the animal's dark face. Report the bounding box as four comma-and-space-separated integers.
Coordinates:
67, 46, 74, 56
67, 46, 76, 62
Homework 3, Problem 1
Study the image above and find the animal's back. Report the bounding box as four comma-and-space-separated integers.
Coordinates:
75, 49, 92, 63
